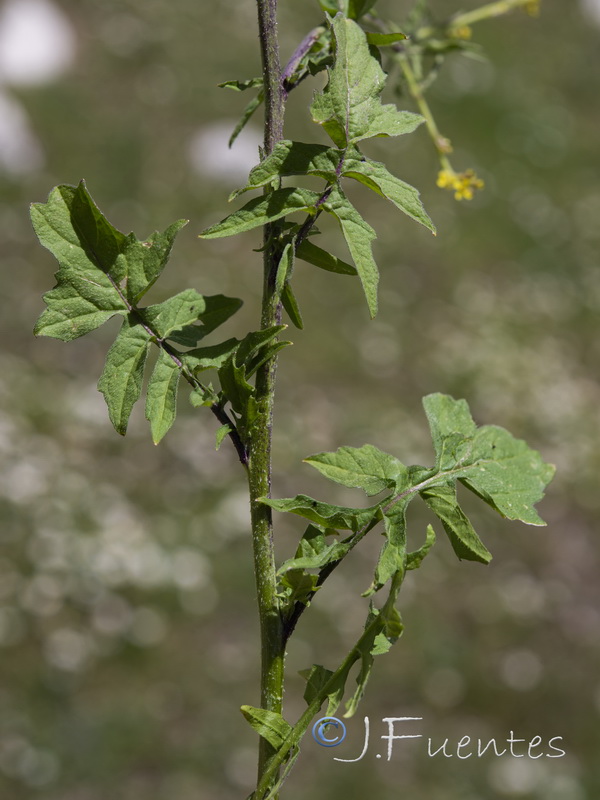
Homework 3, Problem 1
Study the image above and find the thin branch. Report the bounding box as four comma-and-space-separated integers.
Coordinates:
98, 246, 249, 466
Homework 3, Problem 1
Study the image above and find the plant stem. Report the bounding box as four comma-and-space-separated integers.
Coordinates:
396, 53, 453, 164
250, 0, 286, 791
255, 573, 404, 799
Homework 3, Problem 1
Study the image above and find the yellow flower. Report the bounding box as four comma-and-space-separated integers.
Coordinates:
524, 0, 541, 16
449, 25, 472, 40
436, 170, 454, 189
436, 168, 484, 201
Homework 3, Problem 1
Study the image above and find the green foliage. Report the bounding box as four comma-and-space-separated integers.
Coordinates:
31, 4, 555, 799
202, 14, 433, 320
219, 77, 265, 147
32, 181, 245, 444
199, 188, 321, 239
261, 494, 381, 532
295, 238, 356, 275
240, 706, 292, 750
266, 392, 554, 627
310, 16, 421, 146
304, 443, 407, 496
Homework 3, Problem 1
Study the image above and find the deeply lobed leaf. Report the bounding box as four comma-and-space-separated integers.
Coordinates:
32, 182, 243, 441
32, 183, 188, 342
422, 394, 556, 526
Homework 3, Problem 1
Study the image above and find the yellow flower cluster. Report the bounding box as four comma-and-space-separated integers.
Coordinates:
449, 25, 472, 40
436, 168, 484, 201
524, 0, 541, 16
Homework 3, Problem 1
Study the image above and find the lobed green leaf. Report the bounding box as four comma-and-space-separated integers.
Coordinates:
199, 188, 321, 239
420, 483, 491, 564
422, 394, 555, 526
32, 181, 243, 443
304, 444, 408, 496
33, 281, 127, 341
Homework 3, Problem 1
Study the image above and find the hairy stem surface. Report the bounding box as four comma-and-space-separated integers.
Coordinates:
251, 0, 287, 791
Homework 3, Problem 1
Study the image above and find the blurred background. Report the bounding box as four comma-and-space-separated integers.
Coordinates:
0, 0, 599, 798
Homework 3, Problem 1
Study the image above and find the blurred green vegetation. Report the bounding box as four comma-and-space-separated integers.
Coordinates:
1, 0, 599, 798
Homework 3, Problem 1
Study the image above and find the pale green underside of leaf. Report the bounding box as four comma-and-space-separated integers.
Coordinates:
407, 524, 436, 570
98, 317, 150, 436
218, 77, 263, 91
215, 424, 231, 450
278, 525, 351, 575
279, 394, 553, 583
422, 394, 555, 526
304, 444, 408, 496
261, 494, 381, 532
421, 483, 492, 563
240, 706, 292, 751
366, 504, 407, 595
198, 188, 321, 239
145, 348, 181, 445
310, 15, 423, 146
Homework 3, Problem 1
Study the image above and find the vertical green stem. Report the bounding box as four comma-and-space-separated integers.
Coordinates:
251, 0, 286, 791
396, 53, 453, 166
